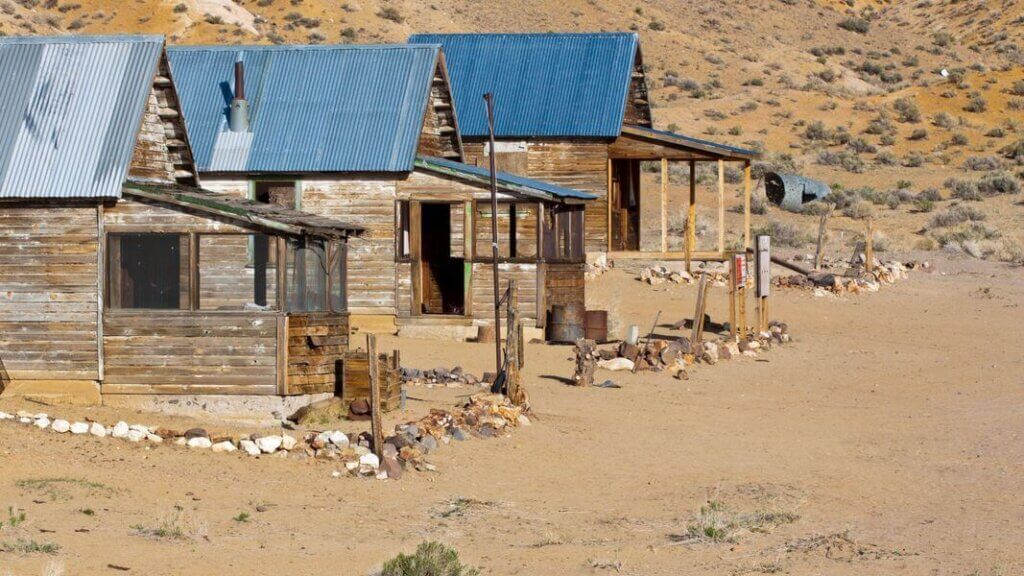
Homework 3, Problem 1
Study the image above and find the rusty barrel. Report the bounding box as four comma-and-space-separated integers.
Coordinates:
547, 302, 586, 343
584, 310, 608, 343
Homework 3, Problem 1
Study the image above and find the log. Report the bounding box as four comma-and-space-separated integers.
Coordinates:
573, 339, 596, 387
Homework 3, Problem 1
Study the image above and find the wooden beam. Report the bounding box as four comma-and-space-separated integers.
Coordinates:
606, 158, 613, 253
660, 157, 668, 253
96, 204, 104, 382
743, 160, 752, 249
717, 159, 725, 254
367, 333, 384, 459
607, 250, 728, 261
686, 160, 696, 273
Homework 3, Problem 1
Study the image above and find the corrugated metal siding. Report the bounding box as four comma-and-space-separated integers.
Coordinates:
408, 33, 638, 139
168, 45, 440, 174
0, 35, 163, 199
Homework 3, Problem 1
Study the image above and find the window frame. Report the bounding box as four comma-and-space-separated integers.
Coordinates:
471, 199, 542, 264
105, 232, 191, 311
395, 200, 412, 262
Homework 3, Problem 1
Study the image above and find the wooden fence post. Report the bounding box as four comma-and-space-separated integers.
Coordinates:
865, 217, 875, 272
366, 333, 384, 459
691, 272, 709, 345
814, 204, 833, 271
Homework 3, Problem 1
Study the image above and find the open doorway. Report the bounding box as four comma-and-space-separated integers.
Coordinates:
419, 202, 464, 315
609, 159, 640, 251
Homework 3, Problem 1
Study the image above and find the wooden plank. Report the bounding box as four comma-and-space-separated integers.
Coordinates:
96, 204, 104, 381
367, 334, 384, 458
717, 159, 725, 255
687, 160, 696, 273
606, 157, 613, 252
661, 158, 668, 253
743, 160, 752, 249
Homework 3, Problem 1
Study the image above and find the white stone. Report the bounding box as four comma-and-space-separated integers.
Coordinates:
211, 441, 237, 453
517, 414, 531, 426
255, 436, 282, 454
0, 412, 12, 420
239, 439, 261, 456
147, 434, 163, 443
280, 435, 297, 451
70, 422, 89, 434
111, 421, 130, 438
187, 437, 213, 449
126, 429, 146, 443
353, 444, 370, 456
129, 424, 150, 435
89, 422, 107, 437
18, 417, 32, 424
34, 417, 51, 429
358, 452, 380, 470
597, 357, 635, 371
174, 437, 188, 446
16, 410, 32, 419
375, 471, 389, 480
345, 460, 359, 471
51, 419, 70, 433
328, 431, 349, 448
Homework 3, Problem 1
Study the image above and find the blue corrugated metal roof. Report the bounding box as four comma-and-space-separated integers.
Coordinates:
168, 44, 441, 174
0, 35, 163, 199
409, 33, 638, 138
415, 156, 596, 202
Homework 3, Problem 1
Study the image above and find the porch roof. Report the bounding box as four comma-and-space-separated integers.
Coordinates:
123, 180, 364, 239
414, 156, 597, 203
612, 125, 759, 161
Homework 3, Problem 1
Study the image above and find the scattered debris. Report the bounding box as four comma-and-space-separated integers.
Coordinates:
400, 366, 484, 388
585, 254, 612, 280
775, 259, 928, 295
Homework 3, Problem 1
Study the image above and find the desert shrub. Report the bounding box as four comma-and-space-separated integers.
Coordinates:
933, 112, 956, 129
963, 155, 1001, 171
964, 92, 987, 113
377, 6, 404, 23
931, 222, 1000, 246
752, 220, 811, 248
928, 204, 986, 228
839, 17, 870, 34
648, 19, 666, 31
907, 128, 928, 141
985, 127, 1006, 138
382, 542, 479, 576
977, 171, 1021, 195
848, 138, 876, 153
1009, 80, 1024, 97
859, 188, 900, 209
842, 199, 874, 219
1000, 139, 1024, 164
864, 113, 895, 135
902, 152, 926, 167
932, 31, 954, 47
1009, 99, 1024, 111
875, 151, 898, 165
949, 133, 969, 146
817, 150, 865, 172
918, 188, 943, 202
750, 152, 799, 180
340, 27, 356, 41
803, 121, 831, 141
913, 198, 935, 212
948, 180, 982, 201
172, 2, 187, 12
894, 97, 921, 123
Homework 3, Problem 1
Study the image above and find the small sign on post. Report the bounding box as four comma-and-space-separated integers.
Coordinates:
756, 235, 771, 332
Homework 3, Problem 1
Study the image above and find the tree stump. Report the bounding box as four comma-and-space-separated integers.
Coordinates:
573, 339, 597, 387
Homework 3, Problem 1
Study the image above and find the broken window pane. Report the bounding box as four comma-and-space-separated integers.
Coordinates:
287, 238, 328, 312
329, 241, 347, 313
198, 234, 278, 310
254, 181, 297, 208
107, 233, 188, 309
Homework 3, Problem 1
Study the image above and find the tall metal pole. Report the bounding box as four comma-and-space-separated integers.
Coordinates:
484, 93, 503, 375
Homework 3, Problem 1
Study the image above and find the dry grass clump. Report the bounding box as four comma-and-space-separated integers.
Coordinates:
381, 541, 479, 576
752, 220, 812, 248
132, 505, 207, 541
669, 499, 800, 545
928, 205, 986, 228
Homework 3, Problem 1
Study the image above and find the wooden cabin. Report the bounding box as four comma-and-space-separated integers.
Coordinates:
168, 45, 596, 337
409, 33, 760, 265
0, 36, 361, 405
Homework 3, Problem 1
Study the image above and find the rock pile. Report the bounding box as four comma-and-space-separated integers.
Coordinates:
589, 322, 792, 379
774, 259, 925, 296
585, 254, 612, 280
637, 265, 729, 287
0, 394, 531, 481
400, 366, 485, 388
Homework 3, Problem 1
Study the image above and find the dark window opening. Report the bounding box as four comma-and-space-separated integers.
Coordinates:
107, 233, 189, 309
254, 181, 297, 209
419, 202, 464, 315
542, 205, 585, 262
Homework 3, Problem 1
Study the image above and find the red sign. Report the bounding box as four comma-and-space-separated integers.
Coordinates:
733, 254, 747, 288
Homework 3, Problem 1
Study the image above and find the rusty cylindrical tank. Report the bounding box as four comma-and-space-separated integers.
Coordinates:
547, 303, 586, 343
584, 310, 608, 343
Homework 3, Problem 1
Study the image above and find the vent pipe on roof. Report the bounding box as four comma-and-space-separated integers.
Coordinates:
229, 59, 250, 133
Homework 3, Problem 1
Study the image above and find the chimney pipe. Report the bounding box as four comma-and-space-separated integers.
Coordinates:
229, 58, 250, 133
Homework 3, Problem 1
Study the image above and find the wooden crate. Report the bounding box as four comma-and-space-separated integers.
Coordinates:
341, 350, 402, 412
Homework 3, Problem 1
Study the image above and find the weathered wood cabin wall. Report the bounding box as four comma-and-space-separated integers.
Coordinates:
0, 204, 101, 382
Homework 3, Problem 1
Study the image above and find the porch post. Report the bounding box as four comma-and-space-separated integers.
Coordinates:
743, 160, 752, 249
606, 158, 613, 253
686, 160, 696, 273
660, 157, 668, 254
717, 159, 725, 256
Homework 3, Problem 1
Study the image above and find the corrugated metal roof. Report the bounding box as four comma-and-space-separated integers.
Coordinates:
168, 44, 441, 174
415, 156, 596, 202
620, 125, 759, 159
408, 33, 638, 138
0, 35, 163, 199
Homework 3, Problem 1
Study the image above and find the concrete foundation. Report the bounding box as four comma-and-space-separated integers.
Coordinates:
0, 380, 102, 405
102, 392, 333, 425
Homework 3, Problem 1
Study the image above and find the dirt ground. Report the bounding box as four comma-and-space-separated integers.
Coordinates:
1, 254, 1022, 576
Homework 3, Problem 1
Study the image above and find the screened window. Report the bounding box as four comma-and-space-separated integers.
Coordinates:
199, 234, 277, 310
475, 202, 539, 260
287, 238, 328, 312
107, 233, 189, 309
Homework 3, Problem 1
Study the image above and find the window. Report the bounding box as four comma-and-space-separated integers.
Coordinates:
199, 234, 277, 310
542, 205, 585, 261
107, 233, 189, 309
396, 200, 411, 260
254, 181, 298, 209
475, 202, 539, 260
286, 238, 328, 312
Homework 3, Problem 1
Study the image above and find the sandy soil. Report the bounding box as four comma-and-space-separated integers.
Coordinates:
1, 254, 1022, 576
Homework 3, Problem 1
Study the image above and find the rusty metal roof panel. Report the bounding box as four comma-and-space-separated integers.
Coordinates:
408, 33, 638, 138
0, 35, 163, 199
168, 44, 441, 174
